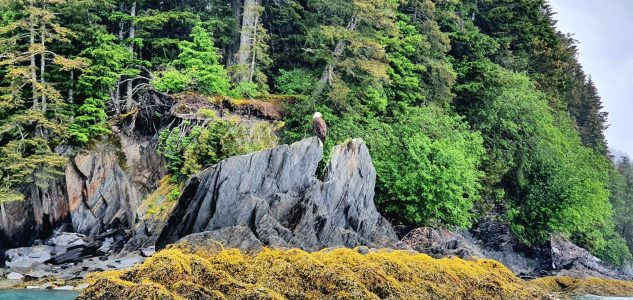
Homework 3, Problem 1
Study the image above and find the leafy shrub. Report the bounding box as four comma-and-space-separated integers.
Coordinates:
230, 81, 262, 98
150, 69, 192, 94
368, 105, 484, 227
158, 117, 279, 180
458, 63, 616, 253
274, 68, 316, 95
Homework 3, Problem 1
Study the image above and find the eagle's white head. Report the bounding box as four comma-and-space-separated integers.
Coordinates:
313, 112, 323, 119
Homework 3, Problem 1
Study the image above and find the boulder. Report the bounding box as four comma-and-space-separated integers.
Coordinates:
177, 226, 263, 252
4, 245, 54, 269
158, 138, 398, 251
97, 238, 113, 255
550, 234, 598, 269
401, 227, 484, 259
6, 272, 23, 280
47, 232, 86, 254
549, 234, 630, 280
48, 241, 102, 264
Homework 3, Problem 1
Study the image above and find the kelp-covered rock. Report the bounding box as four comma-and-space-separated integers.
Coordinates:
530, 276, 633, 299
157, 138, 398, 251
78, 246, 550, 300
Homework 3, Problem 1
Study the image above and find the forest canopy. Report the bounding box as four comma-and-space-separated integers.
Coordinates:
0, 0, 630, 265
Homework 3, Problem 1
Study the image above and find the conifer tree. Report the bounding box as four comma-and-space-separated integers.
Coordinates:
307, 0, 398, 108
0, 0, 87, 201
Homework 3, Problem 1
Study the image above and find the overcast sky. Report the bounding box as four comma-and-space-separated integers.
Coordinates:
548, 0, 633, 156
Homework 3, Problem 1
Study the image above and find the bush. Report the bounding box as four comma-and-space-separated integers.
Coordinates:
230, 81, 262, 98
150, 69, 192, 94
158, 117, 280, 180
458, 62, 616, 252
368, 105, 484, 227
274, 68, 316, 95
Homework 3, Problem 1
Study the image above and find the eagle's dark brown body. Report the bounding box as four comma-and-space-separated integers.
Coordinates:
313, 114, 327, 143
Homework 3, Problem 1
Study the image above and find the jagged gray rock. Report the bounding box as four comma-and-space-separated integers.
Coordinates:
4, 246, 54, 269
157, 137, 398, 251
0, 133, 165, 249
550, 234, 631, 280
65, 145, 140, 237
177, 226, 263, 253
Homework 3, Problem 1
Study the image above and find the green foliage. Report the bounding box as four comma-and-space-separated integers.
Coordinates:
369, 106, 484, 227
0, 111, 68, 203
230, 81, 262, 98
594, 234, 632, 267
72, 33, 134, 143
158, 117, 279, 179
150, 69, 192, 94
456, 63, 615, 253
610, 156, 633, 263
274, 69, 316, 96
69, 97, 110, 144
152, 24, 231, 96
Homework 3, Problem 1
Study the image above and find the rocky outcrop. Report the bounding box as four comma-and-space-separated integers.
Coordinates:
401, 227, 484, 259
402, 224, 553, 278
65, 144, 141, 237
0, 178, 70, 248
550, 234, 630, 280
157, 137, 398, 251
0, 132, 165, 250
401, 224, 633, 280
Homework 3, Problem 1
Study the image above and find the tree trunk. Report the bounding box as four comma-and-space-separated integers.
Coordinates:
114, 2, 124, 115
68, 70, 74, 104
0, 202, 7, 235
311, 16, 357, 100
126, 1, 136, 113
235, 0, 261, 83
29, 2, 38, 109
248, 13, 259, 83
40, 26, 47, 111
226, 0, 243, 66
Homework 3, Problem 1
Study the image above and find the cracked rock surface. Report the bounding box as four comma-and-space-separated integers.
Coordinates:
157, 137, 398, 251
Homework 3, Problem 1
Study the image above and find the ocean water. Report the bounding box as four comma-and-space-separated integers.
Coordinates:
0, 290, 79, 300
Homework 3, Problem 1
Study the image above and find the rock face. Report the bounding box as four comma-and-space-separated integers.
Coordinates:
401, 227, 484, 259
0, 129, 165, 250
65, 145, 141, 237
157, 138, 398, 251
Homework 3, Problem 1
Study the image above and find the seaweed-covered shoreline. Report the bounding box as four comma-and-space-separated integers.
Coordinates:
78, 244, 633, 300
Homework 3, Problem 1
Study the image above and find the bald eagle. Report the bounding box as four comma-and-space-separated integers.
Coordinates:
312, 112, 327, 144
